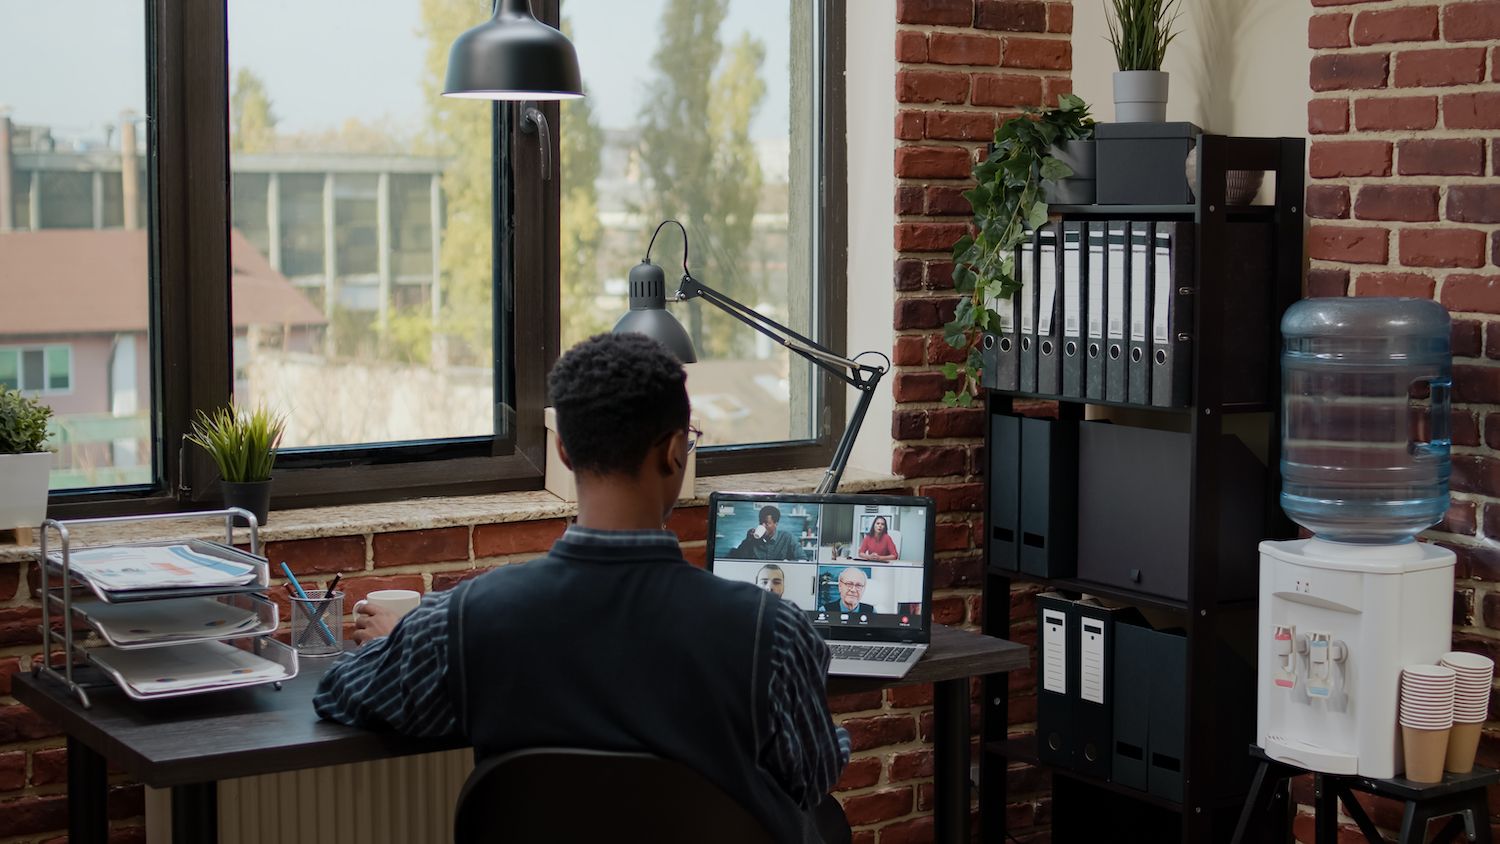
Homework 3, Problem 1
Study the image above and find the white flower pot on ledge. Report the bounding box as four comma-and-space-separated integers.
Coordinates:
1113, 70, 1170, 122
0, 452, 51, 532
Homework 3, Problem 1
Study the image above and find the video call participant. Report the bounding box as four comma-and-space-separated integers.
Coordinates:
313, 334, 852, 844
822, 567, 875, 616
732, 505, 803, 561
855, 516, 898, 562
756, 563, 805, 610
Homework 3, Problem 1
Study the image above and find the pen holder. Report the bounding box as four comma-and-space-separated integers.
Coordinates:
290, 590, 343, 657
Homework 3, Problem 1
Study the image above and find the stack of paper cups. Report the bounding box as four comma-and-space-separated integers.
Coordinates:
1400, 664, 1456, 783
1439, 651, 1494, 774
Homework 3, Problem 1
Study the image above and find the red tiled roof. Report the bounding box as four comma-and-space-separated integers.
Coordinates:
0, 229, 325, 336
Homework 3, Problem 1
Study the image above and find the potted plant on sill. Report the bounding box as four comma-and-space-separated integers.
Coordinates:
1108, 0, 1181, 122
942, 94, 1095, 406
0, 388, 54, 542
187, 403, 286, 527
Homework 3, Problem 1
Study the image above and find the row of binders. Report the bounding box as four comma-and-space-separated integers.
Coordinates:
981, 220, 1195, 407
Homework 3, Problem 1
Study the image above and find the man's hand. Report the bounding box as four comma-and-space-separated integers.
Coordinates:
352, 601, 402, 645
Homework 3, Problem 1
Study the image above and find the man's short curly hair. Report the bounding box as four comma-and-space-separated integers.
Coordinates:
548, 333, 690, 476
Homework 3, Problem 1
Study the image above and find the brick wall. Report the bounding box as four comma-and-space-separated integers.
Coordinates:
891, 0, 1071, 840
1306, 0, 1500, 838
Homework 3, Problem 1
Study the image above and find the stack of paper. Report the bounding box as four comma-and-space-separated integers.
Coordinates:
62, 544, 258, 592
77, 596, 263, 646
90, 640, 289, 697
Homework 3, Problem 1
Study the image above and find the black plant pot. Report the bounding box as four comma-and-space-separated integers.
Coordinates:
1043, 139, 1097, 205
221, 480, 272, 528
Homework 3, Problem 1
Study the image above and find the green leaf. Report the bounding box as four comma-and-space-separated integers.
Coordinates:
955, 391, 974, 408
952, 264, 977, 293
941, 362, 959, 380
1026, 199, 1050, 230
941, 390, 960, 407
1040, 156, 1073, 182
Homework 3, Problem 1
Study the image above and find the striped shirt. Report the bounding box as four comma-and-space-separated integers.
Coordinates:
313, 525, 852, 807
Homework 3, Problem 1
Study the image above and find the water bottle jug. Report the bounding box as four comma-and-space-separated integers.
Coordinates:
1281, 297, 1452, 544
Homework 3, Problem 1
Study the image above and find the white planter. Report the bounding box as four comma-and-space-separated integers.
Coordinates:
0, 452, 51, 531
1113, 70, 1170, 122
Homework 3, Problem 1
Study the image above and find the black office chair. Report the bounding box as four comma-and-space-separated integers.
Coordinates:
453, 748, 777, 843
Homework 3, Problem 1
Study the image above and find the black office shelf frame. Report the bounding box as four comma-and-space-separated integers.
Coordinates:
979, 136, 1306, 843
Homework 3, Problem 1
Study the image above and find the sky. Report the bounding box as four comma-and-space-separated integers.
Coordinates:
0, 0, 795, 146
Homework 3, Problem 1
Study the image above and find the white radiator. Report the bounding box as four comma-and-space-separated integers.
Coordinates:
145, 749, 474, 844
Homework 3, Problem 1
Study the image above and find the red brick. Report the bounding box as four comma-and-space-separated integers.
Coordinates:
1307, 268, 1351, 297
1310, 12, 1353, 47
890, 748, 935, 781
1445, 93, 1500, 129
841, 787, 914, 826
896, 110, 926, 141
893, 335, 925, 367
1353, 6, 1438, 44
895, 146, 973, 179
0, 793, 69, 837
1043, 77, 1072, 106
1487, 412, 1500, 448
0, 704, 59, 743
976, 0, 1047, 31
892, 444, 968, 477
896, 260, 924, 292
929, 32, 1001, 65
1442, 499, 1479, 536
1399, 138, 1486, 175
877, 816, 936, 844
1309, 225, 1390, 264
895, 297, 959, 330
1455, 319, 1483, 358
1001, 37, 1069, 70
0, 563, 16, 603
1400, 228, 1486, 268
922, 482, 984, 512
842, 714, 918, 751
898, 0, 972, 25
0, 657, 17, 697
1395, 47, 1487, 86
971, 73, 1042, 107
1455, 365, 1500, 403
1307, 185, 1350, 219
830, 691, 884, 714
0, 606, 42, 647
926, 261, 956, 289
892, 371, 949, 404
893, 408, 926, 440
935, 522, 972, 552
925, 111, 996, 142
926, 407, 985, 438
887, 683, 935, 709
372, 527, 468, 567
896, 30, 928, 64
1310, 140, 1392, 177
897, 70, 970, 104
1312, 0, 1383, 5
833, 756, 883, 791
932, 595, 965, 624
1452, 454, 1500, 496
1308, 98, 1351, 134
1443, 274, 1500, 313
933, 552, 983, 587
264, 535, 366, 576
431, 566, 497, 591
1449, 186, 1500, 224
1353, 184, 1438, 221
1354, 271, 1436, 298
895, 222, 969, 252
340, 573, 424, 607
473, 518, 566, 557
1354, 95, 1438, 130
1047, 3, 1072, 33
896, 185, 924, 216
1311, 53, 1390, 91
1445, 1, 1500, 40
0, 752, 22, 792
29, 747, 66, 786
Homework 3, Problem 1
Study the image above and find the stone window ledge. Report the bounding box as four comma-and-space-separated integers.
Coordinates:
0, 468, 902, 562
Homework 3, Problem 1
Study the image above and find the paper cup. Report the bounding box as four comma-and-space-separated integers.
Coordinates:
1403, 725, 1451, 783
1446, 721, 1484, 774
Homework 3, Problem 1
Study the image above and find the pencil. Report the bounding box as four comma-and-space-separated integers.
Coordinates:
281, 562, 336, 645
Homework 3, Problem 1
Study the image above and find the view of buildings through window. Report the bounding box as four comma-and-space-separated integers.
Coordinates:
3, 0, 822, 493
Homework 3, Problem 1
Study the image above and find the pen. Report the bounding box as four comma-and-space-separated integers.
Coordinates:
281, 562, 336, 645
294, 573, 343, 648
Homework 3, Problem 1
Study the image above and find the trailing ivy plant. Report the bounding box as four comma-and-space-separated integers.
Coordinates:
0, 388, 53, 454
941, 94, 1095, 407
1106, 0, 1182, 72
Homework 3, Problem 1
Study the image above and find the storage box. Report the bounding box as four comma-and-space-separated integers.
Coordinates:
1095, 122, 1202, 205
543, 407, 696, 502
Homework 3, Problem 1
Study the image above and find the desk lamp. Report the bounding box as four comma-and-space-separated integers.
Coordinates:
613, 220, 887, 494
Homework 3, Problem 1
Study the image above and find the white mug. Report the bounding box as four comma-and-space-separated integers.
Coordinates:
353, 589, 422, 619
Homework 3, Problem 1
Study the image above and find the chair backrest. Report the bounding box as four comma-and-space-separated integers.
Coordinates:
453, 747, 778, 844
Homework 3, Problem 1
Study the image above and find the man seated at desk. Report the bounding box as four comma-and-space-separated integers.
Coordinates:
313, 333, 852, 844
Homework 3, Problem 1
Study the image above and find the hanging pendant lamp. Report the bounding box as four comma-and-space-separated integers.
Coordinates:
443, 0, 584, 101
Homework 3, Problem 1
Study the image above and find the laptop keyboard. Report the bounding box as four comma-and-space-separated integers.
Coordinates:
830, 644, 918, 663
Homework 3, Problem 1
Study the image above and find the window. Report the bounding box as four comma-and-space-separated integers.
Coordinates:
18, 0, 843, 515
0, 346, 73, 394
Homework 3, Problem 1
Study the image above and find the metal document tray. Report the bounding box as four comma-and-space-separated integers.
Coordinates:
42, 538, 272, 604
57, 591, 280, 650
85, 637, 299, 702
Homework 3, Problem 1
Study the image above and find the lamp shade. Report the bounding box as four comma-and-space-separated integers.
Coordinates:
443, 0, 583, 101
613, 260, 698, 363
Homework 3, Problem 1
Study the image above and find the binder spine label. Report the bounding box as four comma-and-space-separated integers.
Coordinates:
1021, 242, 1037, 334
1107, 228, 1127, 340
1087, 232, 1105, 338
1130, 230, 1149, 343
1081, 617, 1105, 704
1038, 239, 1057, 335
1153, 233, 1172, 344
1064, 235, 1082, 335
1043, 607, 1067, 694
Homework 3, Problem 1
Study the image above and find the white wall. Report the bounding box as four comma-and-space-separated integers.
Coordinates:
1073, 0, 1309, 137
844, 0, 898, 478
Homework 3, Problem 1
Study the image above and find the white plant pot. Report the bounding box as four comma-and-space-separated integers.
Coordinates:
1113, 70, 1170, 122
0, 452, 51, 531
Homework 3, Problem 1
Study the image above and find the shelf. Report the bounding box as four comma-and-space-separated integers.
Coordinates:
994, 569, 1190, 612
986, 736, 1185, 813
1048, 204, 1276, 222
986, 391, 1274, 416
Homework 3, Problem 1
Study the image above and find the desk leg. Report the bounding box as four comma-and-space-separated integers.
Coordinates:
68, 736, 108, 844
172, 782, 218, 844
934, 677, 969, 844
1314, 775, 1339, 844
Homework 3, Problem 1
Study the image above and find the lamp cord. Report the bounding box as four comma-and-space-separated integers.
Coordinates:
645, 219, 691, 279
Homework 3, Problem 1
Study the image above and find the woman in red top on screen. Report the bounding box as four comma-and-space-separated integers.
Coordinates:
856, 516, 899, 561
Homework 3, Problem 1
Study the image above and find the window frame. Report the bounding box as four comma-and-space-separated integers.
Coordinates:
49, 0, 847, 518
0, 345, 73, 395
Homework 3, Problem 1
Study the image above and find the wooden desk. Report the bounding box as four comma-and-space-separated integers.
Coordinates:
16, 623, 1026, 844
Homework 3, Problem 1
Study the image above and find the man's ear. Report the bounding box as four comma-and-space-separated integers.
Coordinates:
556, 437, 574, 471
655, 431, 686, 478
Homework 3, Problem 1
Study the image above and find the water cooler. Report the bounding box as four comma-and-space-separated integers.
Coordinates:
1257, 298, 1455, 779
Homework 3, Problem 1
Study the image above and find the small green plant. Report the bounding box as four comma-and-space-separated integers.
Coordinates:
0, 388, 53, 454
942, 94, 1095, 406
187, 404, 287, 483
1106, 0, 1182, 71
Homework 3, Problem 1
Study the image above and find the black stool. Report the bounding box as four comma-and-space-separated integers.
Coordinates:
1231, 745, 1498, 844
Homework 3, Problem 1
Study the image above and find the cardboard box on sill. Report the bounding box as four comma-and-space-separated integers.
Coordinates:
543, 407, 696, 503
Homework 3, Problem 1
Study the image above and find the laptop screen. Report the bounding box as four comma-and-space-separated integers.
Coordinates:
707, 492, 936, 642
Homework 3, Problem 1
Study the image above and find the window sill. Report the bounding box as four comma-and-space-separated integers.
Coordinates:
1, 467, 902, 562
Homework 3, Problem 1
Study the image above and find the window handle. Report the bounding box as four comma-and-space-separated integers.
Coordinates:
520, 105, 551, 182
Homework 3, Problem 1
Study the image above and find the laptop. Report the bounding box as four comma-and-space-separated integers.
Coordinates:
706, 491, 936, 679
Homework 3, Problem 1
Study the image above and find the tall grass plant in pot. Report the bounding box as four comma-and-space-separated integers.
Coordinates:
0, 388, 54, 537
188, 404, 286, 527
1107, 0, 1181, 122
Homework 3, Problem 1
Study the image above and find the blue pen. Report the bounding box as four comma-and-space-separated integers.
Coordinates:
281, 562, 336, 645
